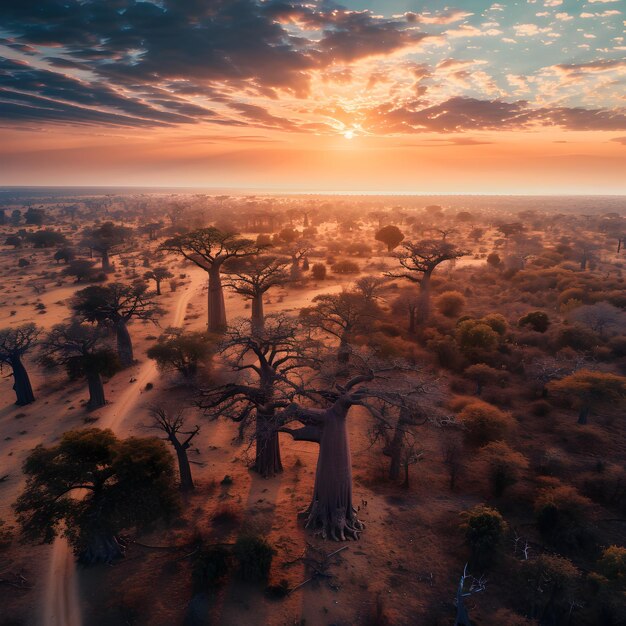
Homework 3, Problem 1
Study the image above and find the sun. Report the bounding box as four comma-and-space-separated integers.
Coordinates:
343, 129, 355, 140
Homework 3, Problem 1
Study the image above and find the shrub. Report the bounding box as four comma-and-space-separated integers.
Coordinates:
233, 534, 274, 582
456, 320, 499, 356
311, 263, 326, 280
17, 258, 30, 268
331, 260, 360, 274
436, 290, 466, 318
598, 546, 626, 582
458, 401, 513, 446
192, 544, 230, 589
535, 485, 592, 548
518, 311, 550, 333
480, 441, 528, 497
460, 504, 507, 567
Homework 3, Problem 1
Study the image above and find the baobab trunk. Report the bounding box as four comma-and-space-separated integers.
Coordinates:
86, 371, 106, 409
338, 335, 350, 364
116, 319, 133, 367
251, 294, 264, 333
417, 272, 432, 324
101, 249, 111, 272
208, 265, 227, 332
255, 411, 283, 477
174, 444, 194, 491
304, 405, 364, 540
155, 280, 162, 296
10, 355, 35, 405
290, 257, 301, 282
386, 422, 405, 482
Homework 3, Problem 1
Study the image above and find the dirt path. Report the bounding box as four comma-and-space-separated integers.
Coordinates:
40, 271, 204, 626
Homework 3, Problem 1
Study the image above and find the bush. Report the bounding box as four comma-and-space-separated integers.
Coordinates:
598, 546, 626, 582
456, 320, 499, 356
311, 263, 326, 280
460, 504, 507, 567
436, 290, 466, 318
192, 544, 230, 589
535, 485, 592, 549
480, 441, 528, 497
518, 311, 550, 333
331, 260, 360, 274
233, 534, 274, 582
458, 401, 513, 446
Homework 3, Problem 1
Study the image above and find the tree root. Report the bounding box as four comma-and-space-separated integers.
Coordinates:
302, 502, 365, 541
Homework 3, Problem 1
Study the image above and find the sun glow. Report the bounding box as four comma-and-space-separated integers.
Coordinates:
343, 130, 355, 140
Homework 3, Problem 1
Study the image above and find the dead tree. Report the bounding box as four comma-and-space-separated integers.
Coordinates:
150, 407, 199, 491
160, 228, 264, 331
223, 255, 289, 332
287, 243, 312, 282
0, 323, 40, 405
387, 240, 467, 324
198, 315, 317, 477
454, 563, 486, 626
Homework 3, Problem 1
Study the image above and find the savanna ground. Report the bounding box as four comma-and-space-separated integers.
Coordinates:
0, 194, 625, 626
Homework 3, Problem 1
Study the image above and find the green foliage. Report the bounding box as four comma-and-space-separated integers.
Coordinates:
518, 311, 550, 333
456, 320, 499, 356
233, 534, 274, 582
147, 328, 214, 377
14, 429, 179, 561
460, 504, 507, 567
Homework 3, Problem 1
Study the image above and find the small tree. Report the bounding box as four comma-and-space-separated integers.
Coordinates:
464, 363, 505, 396
26, 230, 67, 248
460, 505, 507, 568
458, 401, 513, 446
0, 323, 40, 405
150, 407, 199, 491
547, 369, 626, 425
63, 259, 101, 283
375, 225, 404, 252
518, 311, 550, 333
39, 321, 120, 409
54, 247, 76, 264
147, 328, 214, 379
436, 291, 466, 318
311, 263, 327, 280
479, 441, 528, 497
143, 266, 174, 295
81, 221, 132, 271
14, 428, 179, 564
72, 282, 161, 367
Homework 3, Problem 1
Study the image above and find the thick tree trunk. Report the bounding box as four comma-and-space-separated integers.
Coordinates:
417, 272, 432, 324
101, 249, 110, 272
290, 257, 301, 282
174, 444, 194, 491
338, 335, 350, 364
387, 424, 404, 482
10, 355, 35, 405
578, 404, 590, 425
208, 265, 227, 332
116, 319, 134, 367
155, 279, 162, 296
77, 534, 125, 564
251, 294, 264, 333
254, 411, 283, 477
304, 406, 363, 540
86, 371, 106, 409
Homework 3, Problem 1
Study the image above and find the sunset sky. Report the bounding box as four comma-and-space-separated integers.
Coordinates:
1, 1, 625, 193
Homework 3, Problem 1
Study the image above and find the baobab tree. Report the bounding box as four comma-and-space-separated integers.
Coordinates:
71, 282, 161, 367
375, 225, 404, 252
143, 266, 174, 295
387, 239, 467, 324
0, 323, 40, 405
81, 222, 132, 272
223, 255, 290, 332
280, 358, 424, 540
159, 228, 263, 331
150, 407, 200, 491
286, 242, 312, 282
39, 321, 120, 409
300, 290, 381, 364
199, 315, 317, 477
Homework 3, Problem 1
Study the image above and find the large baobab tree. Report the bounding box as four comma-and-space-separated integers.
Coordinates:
39, 321, 120, 409
0, 323, 40, 405
223, 255, 290, 332
199, 315, 316, 477
286, 242, 312, 282
387, 239, 466, 324
150, 407, 200, 492
81, 222, 132, 272
159, 228, 263, 331
280, 360, 424, 540
300, 290, 380, 364
71, 282, 161, 367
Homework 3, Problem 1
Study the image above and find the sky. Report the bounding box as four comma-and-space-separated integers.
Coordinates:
0, 0, 625, 193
